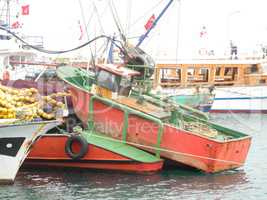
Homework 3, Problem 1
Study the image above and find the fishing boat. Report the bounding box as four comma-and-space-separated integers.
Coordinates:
0, 73, 163, 174
152, 86, 214, 112
0, 46, 164, 174
25, 133, 163, 173
56, 63, 252, 173
0, 120, 60, 184
154, 59, 267, 113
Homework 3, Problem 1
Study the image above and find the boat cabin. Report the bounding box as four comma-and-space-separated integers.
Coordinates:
0, 50, 37, 80
93, 64, 140, 98
154, 60, 267, 88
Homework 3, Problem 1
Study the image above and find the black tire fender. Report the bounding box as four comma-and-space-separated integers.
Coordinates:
65, 135, 88, 160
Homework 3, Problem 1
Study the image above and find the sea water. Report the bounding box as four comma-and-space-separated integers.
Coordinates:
0, 113, 266, 200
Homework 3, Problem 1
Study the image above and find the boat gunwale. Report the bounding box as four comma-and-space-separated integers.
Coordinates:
0, 120, 60, 128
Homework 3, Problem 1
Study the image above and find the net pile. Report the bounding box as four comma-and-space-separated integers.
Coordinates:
0, 84, 69, 121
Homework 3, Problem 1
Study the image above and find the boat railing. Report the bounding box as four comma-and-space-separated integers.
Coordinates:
88, 95, 164, 158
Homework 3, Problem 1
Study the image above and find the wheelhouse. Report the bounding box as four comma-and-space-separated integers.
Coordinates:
94, 64, 140, 98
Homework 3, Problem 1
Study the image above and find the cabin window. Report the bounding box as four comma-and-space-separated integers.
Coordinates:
199, 68, 209, 82
187, 68, 194, 76
246, 64, 258, 74
224, 67, 232, 76
250, 64, 258, 73
222, 67, 238, 81
187, 67, 209, 83
260, 79, 266, 84
160, 68, 181, 83
215, 67, 221, 76
187, 68, 195, 81
96, 70, 119, 92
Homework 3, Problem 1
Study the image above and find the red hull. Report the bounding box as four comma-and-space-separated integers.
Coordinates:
70, 87, 251, 173
25, 135, 163, 173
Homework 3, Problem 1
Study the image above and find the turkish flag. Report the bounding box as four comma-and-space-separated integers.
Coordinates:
144, 14, 155, 30
78, 20, 84, 40
21, 5, 29, 15
11, 21, 20, 29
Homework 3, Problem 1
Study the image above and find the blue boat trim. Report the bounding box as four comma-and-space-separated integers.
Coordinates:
214, 96, 267, 100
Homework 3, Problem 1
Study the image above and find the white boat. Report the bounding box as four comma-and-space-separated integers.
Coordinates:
211, 85, 267, 113
0, 2, 61, 183
0, 120, 60, 184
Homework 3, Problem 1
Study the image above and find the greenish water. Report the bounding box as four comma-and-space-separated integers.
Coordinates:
1, 113, 267, 200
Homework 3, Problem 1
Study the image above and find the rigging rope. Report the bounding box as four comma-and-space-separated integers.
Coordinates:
109, 0, 126, 43
78, 0, 95, 68
175, 0, 182, 62
92, 1, 105, 35
215, 87, 266, 98
130, 0, 164, 28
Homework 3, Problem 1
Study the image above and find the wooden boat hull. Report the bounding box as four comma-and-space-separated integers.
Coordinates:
69, 86, 251, 173
25, 134, 163, 173
0, 120, 60, 184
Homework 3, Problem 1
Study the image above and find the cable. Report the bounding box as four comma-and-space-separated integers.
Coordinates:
0, 25, 126, 55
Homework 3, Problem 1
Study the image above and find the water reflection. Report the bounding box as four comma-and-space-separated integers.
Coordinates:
1, 166, 248, 200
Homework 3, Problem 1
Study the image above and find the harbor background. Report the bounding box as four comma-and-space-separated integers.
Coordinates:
0, 113, 266, 200
16, 0, 267, 61
1, 0, 267, 199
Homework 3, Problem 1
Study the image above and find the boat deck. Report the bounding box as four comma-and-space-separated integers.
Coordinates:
115, 97, 171, 120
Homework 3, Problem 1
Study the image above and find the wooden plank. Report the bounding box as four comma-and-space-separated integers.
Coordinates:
115, 97, 170, 119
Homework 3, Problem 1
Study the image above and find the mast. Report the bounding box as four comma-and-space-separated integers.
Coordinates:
6, 0, 10, 30
136, 0, 174, 47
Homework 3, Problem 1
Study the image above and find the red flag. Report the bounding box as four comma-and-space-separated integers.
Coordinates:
78, 20, 84, 40
21, 5, 29, 15
11, 21, 20, 29
144, 14, 155, 30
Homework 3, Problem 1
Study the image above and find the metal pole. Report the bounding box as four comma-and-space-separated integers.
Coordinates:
136, 0, 174, 47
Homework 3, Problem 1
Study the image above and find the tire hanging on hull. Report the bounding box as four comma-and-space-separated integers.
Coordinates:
65, 135, 88, 160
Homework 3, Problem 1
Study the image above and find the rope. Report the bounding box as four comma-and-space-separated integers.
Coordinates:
125, 0, 132, 36
0, 0, 5, 20
78, 0, 95, 69
109, 0, 126, 43
215, 87, 266, 98
175, 1, 181, 63
89, 132, 246, 166
92, 1, 105, 35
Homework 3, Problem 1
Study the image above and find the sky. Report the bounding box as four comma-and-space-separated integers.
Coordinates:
2, 0, 267, 60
